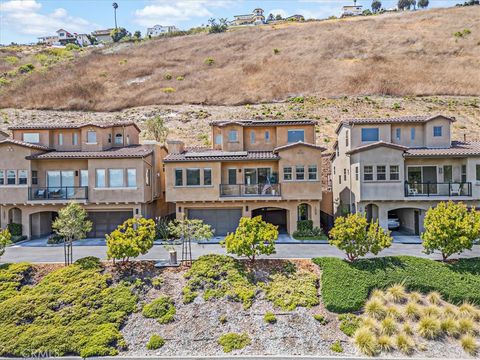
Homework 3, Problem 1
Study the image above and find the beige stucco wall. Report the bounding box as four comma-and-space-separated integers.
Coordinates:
242, 126, 277, 151
13, 129, 50, 147
275, 125, 315, 147
390, 124, 425, 148
350, 124, 391, 148
424, 117, 451, 148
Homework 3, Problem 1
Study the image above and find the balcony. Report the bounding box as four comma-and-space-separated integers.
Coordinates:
404, 182, 472, 197
220, 183, 281, 197
28, 187, 88, 201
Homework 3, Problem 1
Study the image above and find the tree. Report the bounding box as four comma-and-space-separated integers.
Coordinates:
168, 218, 213, 266
421, 201, 480, 261
106, 217, 156, 264
267, 13, 275, 22
110, 27, 129, 42
144, 115, 169, 144
398, 0, 412, 9
410, 0, 417, 9
418, 0, 429, 8
222, 216, 278, 264
134, 30, 141, 38
372, 0, 382, 12
0, 228, 11, 258
329, 213, 392, 262
208, 18, 228, 33
112, 2, 118, 29
275, 14, 283, 20
52, 202, 92, 265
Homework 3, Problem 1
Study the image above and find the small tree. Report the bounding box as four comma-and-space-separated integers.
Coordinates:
267, 13, 275, 22
110, 27, 129, 42
168, 218, 213, 266
421, 201, 480, 261
0, 228, 11, 258
144, 115, 169, 144
329, 213, 392, 262
222, 216, 278, 264
398, 0, 412, 9
134, 30, 141, 38
52, 202, 92, 265
372, 0, 382, 12
418, 0, 429, 8
106, 217, 156, 264
208, 18, 228, 33
275, 14, 283, 20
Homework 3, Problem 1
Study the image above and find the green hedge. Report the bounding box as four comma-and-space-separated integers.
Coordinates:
313, 256, 480, 313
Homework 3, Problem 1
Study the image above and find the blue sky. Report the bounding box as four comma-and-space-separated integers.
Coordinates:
0, 0, 461, 44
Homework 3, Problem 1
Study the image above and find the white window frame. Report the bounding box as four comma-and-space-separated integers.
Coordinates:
0, 170, 5, 185
376, 165, 386, 181
287, 129, 305, 143
108, 169, 124, 188
114, 133, 123, 145
186, 168, 201, 186
295, 165, 305, 181
127, 168, 137, 188
87, 131, 97, 144
283, 166, 293, 181
18, 170, 27, 185
22, 133, 40, 143
389, 165, 400, 181
308, 165, 317, 181
363, 166, 374, 181
95, 169, 106, 188
146, 169, 151, 186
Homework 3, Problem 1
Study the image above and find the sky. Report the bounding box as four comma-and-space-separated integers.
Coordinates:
0, 0, 463, 44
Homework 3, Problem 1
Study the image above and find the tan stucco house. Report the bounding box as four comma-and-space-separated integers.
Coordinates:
332, 114, 480, 235
164, 120, 326, 236
0, 121, 169, 239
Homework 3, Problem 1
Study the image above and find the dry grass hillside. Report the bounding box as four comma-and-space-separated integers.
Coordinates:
1, 6, 479, 111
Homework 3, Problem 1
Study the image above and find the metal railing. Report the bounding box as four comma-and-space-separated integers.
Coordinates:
28, 186, 88, 201
404, 182, 472, 197
220, 183, 281, 197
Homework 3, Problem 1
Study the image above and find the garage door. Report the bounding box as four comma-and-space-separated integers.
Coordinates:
188, 208, 242, 236
87, 211, 133, 238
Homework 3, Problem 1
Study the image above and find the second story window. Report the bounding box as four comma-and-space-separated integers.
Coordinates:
296, 166, 305, 180
355, 166, 359, 181
186, 169, 200, 186
345, 130, 349, 147
18, 170, 27, 185
462, 165, 467, 183
109, 169, 124, 187
376, 165, 386, 181
308, 165, 317, 180
250, 131, 255, 144
363, 166, 373, 181
31, 170, 38, 185
433, 126, 442, 137
73, 133, 79, 146
7, 170, 16, 185
228, 130, 238, 142
127, 169, 137, 188
58, 133, 63, 146
80, 170, 88, 187
411, 127, 416, 140
96, 169, 105, 188
87, 131, 97, 144
476, 165, 480, 182
215, 134, 222, 145
175, 169, 183, 186
283, 167, 292, 181
115, 133, 123, 145
0, 170, 4, 185
396, 128, 401, 140
287, 130, 305, 143
361, 128, 379, 142
390, 165, 399, 181
265, 131, 270, 142
203, 169, 212, 186
146, 169, 151, 186
23, 133, 40, 143
228, 168, 237, 185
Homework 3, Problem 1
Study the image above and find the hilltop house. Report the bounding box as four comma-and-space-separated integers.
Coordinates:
331, 114, 480, 235
0, 122, 170, 239
230, 8, 265, 26
146, 25, 179, 37
163, 120, 326, 236
37, 35, 59, 46
342, 0, 364, 16
37, 30, 91, 47
92, 29, 114, 43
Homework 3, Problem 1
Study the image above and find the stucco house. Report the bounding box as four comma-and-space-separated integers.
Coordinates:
0, 122, 169, 239
342, 0, 364, 16
332, 114, 480, 235
164, 120, 326, 236
231, 8, 265, 26
146, 25, 179, 37
91, 29, 114, 43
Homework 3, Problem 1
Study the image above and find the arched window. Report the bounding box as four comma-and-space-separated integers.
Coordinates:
297, 203, 311, 221
115, 133, 123, 145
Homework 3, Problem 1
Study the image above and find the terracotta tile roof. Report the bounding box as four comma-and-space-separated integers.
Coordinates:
0, 138, 51, 151
346, 141, 409, 155
164, 148, 279, 162
9, 121, 140, 132
25, 145, 153, 160
335, 114, 455, 133
405, 141, 480, 157
274, 141, 327, 153
210, 119, 317, 127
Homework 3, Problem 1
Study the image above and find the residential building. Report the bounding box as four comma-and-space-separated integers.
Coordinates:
146, 25, 179, 37
164, 120, 326, 236
0, 122, 169, 239
37, 35, 59, 46
342, 0, 364, 16
92, 29, 114, 43
75, 34, 91, 47
332, 114, 480, 235
56, 29, 77, 45
231, 8, 265, 26
284, 15, 306, 22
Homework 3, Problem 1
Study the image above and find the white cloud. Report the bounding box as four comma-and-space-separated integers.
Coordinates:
134, 0, 233, 27
267, 8, 289, 18
0, 0, 97, 37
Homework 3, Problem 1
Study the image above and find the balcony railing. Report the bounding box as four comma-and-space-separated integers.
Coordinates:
220, 183, 281, 197
404, 182, 472, 197
28, 187, 88, 201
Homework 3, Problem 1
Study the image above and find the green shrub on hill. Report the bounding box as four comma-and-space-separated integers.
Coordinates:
0, 263, 33, 303
146, 334, 165, 350
314, 256, 480, 313
218, 332, 251, 353
142, 296, 176, 324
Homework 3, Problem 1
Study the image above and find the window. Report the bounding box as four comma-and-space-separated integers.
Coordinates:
146, 169, 151, 186
364, 166, 373, 181
127, 169, 137, 188
58, 133, 63, 146
308, 165, 317, 180
336, 147, 339, 157
0, 170, 4, 185
115, 133, 123, 145
73, 133, 79, 146
126, 135, 130, 145
287, 130, 305, 143
80, 170, 88, 187
87, 131, 97, 143
23, 133, 40, 143
338, 175, 341, 184
395, 128, 401, 140
411, 127, 416, 140
376, 165, 386, 181
296, 166, 305, 180
283, 167, 293, 181
476, 165, 480, 181
265, 131, 270, 142
345, 130, 349, 147
108, 134, 112, 143
96, 169, 105, 188
462, 165, 467, 183
31, 170, 38, 185
390, 165, 399, 181
361, 128, 379, 142
203, 168, 212, 186
343, 168, 347, 181
18, 170, 27, 185
7, 170, 15, 185
433, 126, 442, 137
355, 166, 359, 181
215, 134, 222, 145
108, 169, 124, 187
186, 169, 200, 186
228, 130, 238, 142
250, 131, 255, 144
175, 169, 183, 186
228, 168, 236, 185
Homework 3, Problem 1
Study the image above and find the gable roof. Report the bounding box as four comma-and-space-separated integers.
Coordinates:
9, 121, 140, 132
346, 141, 409, 155
25, 145, 152, 160
335, 114, 455, 134
274, 141, 327, 153
164, 148, 279, 162
0, 138, 51, 151
211, 119, 316, 128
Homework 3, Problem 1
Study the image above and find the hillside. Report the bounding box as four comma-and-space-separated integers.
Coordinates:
1, 6, 480, 111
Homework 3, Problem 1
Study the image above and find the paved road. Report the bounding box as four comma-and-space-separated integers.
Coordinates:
3, 242, 480, 263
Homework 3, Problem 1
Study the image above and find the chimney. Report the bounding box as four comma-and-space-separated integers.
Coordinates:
167, 140, 185, 154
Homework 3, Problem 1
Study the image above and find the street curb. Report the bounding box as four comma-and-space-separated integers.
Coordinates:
1, 356, 473, 360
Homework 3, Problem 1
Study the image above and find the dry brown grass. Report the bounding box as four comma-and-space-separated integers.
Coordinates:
1, 7, 479, 111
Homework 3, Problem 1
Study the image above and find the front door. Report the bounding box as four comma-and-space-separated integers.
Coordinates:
443, 165, 452, 182
422, 166, 437, 194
